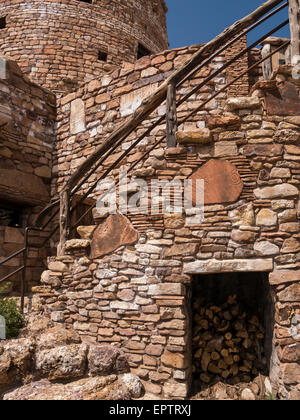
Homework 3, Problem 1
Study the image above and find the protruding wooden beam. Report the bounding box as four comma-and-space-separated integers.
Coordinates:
166, 82, 178, 148
58, 188, 71, 256
262, 42, 273, 79
289, 0, 300, 64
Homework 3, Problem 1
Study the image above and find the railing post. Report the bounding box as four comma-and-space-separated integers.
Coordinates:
58, 188, 70, 256
261, 41, 273, 80
289, 0, 300, 64
21, 228, 29, 313
166, 81, 177, 148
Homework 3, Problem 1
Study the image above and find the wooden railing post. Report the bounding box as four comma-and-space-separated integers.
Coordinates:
58, 188, 70, 256
289, 0, 300, 64
166, 81, 177, 148
261, 41, 273, 79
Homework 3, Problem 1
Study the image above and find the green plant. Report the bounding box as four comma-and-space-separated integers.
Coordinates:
0, 297, 24, 338
0, 282, 11, 294
261, 392, 277, 401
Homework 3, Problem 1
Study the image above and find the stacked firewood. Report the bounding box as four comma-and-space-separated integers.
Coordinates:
192, 294, 267, 386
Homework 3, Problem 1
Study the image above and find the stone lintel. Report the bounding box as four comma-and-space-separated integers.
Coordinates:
183, 258, 273, 274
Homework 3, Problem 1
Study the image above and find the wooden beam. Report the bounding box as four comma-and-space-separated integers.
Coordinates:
289, 0, 300, 64
65, 0, 285, 192
58, 188, 70, 256
166, 82, 178, 148
261, 43, 273, 79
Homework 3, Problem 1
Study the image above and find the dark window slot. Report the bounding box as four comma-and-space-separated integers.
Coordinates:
98, 50, 108, 62
0, 17, 6, 30
137, 43, 151, 60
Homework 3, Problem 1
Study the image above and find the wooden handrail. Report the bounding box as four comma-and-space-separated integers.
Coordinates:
65, 0, 285, 193
57, 0, 288, 253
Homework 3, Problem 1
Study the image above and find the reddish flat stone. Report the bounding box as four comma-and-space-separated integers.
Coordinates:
186, 159, 243, 205
90, 213, 138, 259
264, 82, 300, 116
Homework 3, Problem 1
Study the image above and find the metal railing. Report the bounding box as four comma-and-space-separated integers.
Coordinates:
0, 0, 290, 311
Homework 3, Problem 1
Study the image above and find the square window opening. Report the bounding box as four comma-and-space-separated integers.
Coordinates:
98, 50, 108, 62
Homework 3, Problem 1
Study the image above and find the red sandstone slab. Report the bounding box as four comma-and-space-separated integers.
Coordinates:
90, 213, 138, 259
186, 159, 243, 205
264, 82, 300, 116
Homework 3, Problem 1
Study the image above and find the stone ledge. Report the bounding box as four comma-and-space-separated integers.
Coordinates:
183, 258, 273, 274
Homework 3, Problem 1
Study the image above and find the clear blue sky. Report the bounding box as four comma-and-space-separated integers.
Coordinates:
166, 0, 290, 49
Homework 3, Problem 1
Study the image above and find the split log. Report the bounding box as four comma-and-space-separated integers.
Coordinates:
166, 81, 177, 148
192, 293, 267, 386
289, 0, 300, 64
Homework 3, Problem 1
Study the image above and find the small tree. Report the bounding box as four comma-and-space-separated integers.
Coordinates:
0, 297, 24, 339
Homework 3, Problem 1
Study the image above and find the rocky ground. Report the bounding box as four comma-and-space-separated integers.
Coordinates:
0, 315, 143, 400
191, 375, 276, 400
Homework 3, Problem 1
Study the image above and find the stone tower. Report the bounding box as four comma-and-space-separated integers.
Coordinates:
0, 0, 168, 92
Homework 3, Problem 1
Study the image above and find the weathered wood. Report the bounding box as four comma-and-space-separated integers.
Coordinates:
289, 0, 300, 64
261, 43, 273, 79
166, 82, 177, 148
65, 0, 284, 192
58, 188, 70, 255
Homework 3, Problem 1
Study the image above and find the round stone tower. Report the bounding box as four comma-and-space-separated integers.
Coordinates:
0, 0, 168, 92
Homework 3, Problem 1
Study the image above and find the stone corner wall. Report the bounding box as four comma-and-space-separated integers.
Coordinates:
0, 56, 56, 294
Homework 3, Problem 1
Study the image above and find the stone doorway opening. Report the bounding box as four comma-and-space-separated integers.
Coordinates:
190, 272, 275, 398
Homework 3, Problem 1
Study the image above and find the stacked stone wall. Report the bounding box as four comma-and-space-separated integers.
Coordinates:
0, 0, 168, 92
0, 57, 56, 294
54, 41, 249, 197
36, 61, 300, 399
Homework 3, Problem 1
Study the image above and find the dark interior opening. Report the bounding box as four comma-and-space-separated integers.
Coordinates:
98, 50, 108, 62
77, 0, 92, 3
190, 272, 274, 398
0, 203, 23, 228
137, 43, 151, 60
0, 17, 6, 29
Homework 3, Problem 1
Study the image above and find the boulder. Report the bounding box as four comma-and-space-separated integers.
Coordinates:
35, 344, 88, 381
36, 325, 81, 350
88, 345, 129, 376
0, 338, 35, 393
3, 374, 143, 400
19, 314, 54, 338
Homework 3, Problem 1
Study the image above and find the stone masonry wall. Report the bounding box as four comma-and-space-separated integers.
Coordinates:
0, 0, 168, 93
54, 38, 249, 198
225, 35, 249, 97
33, 66, 300, 399
0, 57, 56, 294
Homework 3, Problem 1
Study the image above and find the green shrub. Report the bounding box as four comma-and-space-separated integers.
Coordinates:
0, 297, 24, 339
0, 282, 11, 294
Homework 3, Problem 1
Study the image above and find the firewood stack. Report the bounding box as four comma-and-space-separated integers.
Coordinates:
192, 294, 267, 387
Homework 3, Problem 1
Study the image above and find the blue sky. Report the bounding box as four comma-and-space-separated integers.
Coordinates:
166, 0, 290, 49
